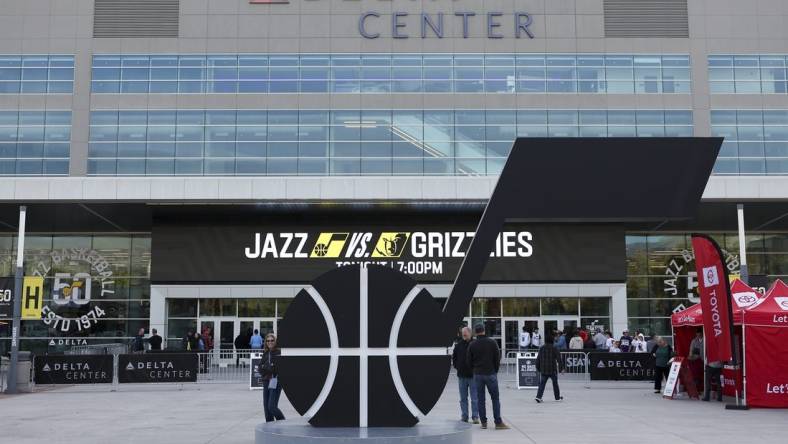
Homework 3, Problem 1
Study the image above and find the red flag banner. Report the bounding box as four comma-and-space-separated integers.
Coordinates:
690, 234, 735, 364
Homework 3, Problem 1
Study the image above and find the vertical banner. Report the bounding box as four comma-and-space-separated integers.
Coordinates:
690, 234, 735, 364
21, 276, 44, 320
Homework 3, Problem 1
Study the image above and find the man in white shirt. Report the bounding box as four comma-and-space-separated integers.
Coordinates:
518, 326, 531, 352
530, 328, 542, 349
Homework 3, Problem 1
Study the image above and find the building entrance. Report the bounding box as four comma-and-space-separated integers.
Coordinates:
502, 317, 579, 359
197, 317, 277, 364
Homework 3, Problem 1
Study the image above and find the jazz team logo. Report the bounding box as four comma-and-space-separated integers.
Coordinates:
310, 233, 349, 258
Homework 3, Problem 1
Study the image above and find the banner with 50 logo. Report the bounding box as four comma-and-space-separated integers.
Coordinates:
30, 248, 115, 333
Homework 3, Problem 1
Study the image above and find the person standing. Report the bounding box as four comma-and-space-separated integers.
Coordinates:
688, 329, 704, 390
530, 328, 542, 349
250, 329, 264, 350
260, 334, 285, 422
631, 333, 648, 353
652, 337, 673, 393
702, 359, 724, 402
518, 326, 531, 352
131, 327, 146, 353
147, 328, 163, 351
534, 334, 564, 403
466, 324, 509, 430
568, 332, 584, 350
555, 330, 567, 350
593, 329, 607, 350
452, 327, 479, 424
619, 330, 633, 352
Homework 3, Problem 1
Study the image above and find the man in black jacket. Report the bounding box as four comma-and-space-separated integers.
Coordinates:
535, 334, 565, 403
452, 327, 479, 424
466, 324, 509, 430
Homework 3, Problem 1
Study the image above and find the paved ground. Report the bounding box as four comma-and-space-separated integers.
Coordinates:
1, 375, 785, 444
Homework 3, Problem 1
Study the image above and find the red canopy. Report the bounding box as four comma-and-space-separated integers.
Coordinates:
670, 279, 761, 358
743, 280, 788, 326
670, 279, 760, 327
744, 279, 788, 408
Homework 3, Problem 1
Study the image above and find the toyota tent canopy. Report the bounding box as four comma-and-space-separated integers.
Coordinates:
743, 279, 788, 408
671, 279, 760, 357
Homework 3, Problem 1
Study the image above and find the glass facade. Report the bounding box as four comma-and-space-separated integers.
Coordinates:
709, 55, 788, 94
167, 298, 290, 349
710, 110, 788, 175
87, 109, 693, 176
0, 55, 75, 94
625, 232, 788, 339
91, 54, 692, 94
0, 111, 71, 175
0, 234, 151, 354
466, 297, 611, 337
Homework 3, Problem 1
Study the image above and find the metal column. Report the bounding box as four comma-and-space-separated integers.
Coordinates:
6, 205, 26, 394
736, 204, 749, 284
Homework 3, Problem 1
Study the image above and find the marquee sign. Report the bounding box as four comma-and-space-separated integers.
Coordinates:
152, 223, 626, 284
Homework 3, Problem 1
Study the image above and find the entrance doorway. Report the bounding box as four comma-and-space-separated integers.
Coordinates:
502, 317, 579, 360
198, 317, 277, 364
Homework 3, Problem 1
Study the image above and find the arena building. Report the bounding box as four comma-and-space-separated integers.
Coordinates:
0, 0, 787, 358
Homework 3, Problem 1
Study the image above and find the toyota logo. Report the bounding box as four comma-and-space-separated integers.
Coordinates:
737, 295, 757, 304
780, 300, 788, 309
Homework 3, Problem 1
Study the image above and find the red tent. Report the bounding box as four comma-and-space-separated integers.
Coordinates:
670, 279, 759, 357
743, 280, 788, 408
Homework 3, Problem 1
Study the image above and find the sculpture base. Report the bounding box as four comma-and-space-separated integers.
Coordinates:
255, 419, 472, 444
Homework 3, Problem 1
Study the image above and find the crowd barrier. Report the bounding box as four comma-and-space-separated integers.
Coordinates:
30, 348, 655, 391
504, 350, 656, 387
31, 349, 265, 389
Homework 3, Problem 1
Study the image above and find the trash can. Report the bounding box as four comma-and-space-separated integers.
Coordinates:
14, 351, 33, 393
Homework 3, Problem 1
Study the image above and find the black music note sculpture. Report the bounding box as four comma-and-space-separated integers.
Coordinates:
276, 137, 722, 427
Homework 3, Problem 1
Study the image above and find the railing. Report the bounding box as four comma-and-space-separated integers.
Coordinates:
67, 343, 130, 356
503, 350, 594, 387
195, 350, 260, 384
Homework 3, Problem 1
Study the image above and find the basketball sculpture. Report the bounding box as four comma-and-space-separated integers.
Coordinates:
277, 137, 723, 428
277, 265, 450, 427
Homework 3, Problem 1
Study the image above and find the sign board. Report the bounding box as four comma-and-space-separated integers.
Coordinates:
152, 216, 626, 284
0, 277, 13, 319
250, 352, 264, 390
21, 276, 43, 320
589, 353, 655, 381
34, 355, 113, 384
118, 353, 198, 383
722, 365, 743, 398
517, 352, 539, 390
662, 358, 683, 398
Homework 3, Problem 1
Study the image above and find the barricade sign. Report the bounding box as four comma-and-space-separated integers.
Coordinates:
118, 353, 198, 383
517, 351, 539, 389
250, 352, 264, 390
34, 355, 113, 384
722, 365, 742, 397
589, 353, 655, 381
662, 358, 683, 397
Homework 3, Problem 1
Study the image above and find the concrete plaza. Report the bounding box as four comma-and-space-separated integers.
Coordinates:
0, 376, 784, 444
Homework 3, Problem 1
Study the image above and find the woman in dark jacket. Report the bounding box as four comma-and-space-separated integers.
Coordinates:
260, 333, 285, 422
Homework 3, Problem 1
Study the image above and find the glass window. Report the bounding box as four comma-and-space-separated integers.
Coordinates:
540, 298, 578, 316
